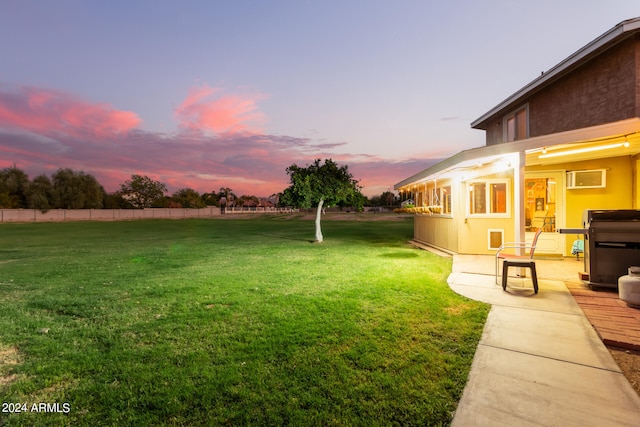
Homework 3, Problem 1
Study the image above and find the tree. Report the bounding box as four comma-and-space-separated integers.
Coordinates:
0, 166, 30, 208
337, 191, 366, 211
281, 158, 362, 242
119, 174, 167, 208
171, 188, 206, 208
26, 174, 54, 211
381, 191, 396, 207
201, 191, 220, 206
216, 187, 236, 212
237, 195, 259, 207
270, 193, 280, 207
217, 187, 236, 206
104, 192, 131, 209
52, 168, 105, 209
369, 191, 396, 209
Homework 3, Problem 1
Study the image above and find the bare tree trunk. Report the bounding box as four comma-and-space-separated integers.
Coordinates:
315, 198, 324, 242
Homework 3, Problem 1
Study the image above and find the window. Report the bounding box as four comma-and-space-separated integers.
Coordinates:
468, 180, 509, 216
427, 184, 453, 215
440, 186, 452, 214
469, 182, 486, 214
505, 106, 528, 142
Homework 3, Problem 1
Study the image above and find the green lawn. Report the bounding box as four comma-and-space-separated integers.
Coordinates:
0, 215, 489, 426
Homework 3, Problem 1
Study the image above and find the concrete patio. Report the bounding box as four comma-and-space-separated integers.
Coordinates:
448, 254, 640, 426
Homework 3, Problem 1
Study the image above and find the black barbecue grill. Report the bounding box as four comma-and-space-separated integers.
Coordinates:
561, 210, 640, 289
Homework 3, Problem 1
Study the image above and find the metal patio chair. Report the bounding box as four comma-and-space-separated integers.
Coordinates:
495, 228, 543, 285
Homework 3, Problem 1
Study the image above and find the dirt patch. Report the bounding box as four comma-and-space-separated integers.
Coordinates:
609, 346, 640, 396
0, 346, 19, 366
444, 303, 475, 316
0, 345, 20, 387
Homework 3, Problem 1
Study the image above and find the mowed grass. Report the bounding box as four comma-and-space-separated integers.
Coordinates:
0, 216, 489, 426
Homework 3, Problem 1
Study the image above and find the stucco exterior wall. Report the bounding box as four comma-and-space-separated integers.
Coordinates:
564, 156, 633, 218
526, 155, 634, 255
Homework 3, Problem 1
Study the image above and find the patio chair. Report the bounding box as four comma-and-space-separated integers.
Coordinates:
571, 239, 584, 260
495, 228, 543, 285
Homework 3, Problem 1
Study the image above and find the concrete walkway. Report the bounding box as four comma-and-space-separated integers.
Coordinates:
448, 255, 640, 426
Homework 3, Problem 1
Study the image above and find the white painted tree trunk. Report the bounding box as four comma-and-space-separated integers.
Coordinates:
315, 198, 324, 242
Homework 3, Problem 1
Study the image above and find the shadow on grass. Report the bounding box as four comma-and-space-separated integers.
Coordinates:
380, 252, 420, 259
240, 216, 414, 249
255, 232, 313, 243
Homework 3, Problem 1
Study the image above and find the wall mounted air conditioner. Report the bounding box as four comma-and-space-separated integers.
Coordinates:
566, 169, 606, 189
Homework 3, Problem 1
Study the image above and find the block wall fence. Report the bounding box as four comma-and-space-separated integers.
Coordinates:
0, 207, 222, 223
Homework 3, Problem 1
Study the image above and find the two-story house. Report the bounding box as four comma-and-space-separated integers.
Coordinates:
394, 17, 640, 257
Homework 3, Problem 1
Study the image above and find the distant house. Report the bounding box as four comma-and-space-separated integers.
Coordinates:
260, 198, 276, 208
395, 17, 640, 256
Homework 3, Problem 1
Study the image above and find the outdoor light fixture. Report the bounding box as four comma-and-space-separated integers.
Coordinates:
538, 141, 629, 159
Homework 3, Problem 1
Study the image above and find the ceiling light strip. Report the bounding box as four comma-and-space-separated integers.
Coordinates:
538, 142, 628, 159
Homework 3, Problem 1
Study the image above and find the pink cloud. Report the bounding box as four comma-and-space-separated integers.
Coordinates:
0, 83, 438, 198
0, 85, 140, 138
174, 84, 266, 134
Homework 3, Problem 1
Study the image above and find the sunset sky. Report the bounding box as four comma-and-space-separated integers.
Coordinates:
1, 1, 638, 197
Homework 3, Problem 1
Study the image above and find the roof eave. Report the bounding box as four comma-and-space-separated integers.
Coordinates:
394, 117, 640, 190
394, 143, 517, 189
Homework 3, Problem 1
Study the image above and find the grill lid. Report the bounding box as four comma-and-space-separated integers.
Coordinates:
584, 210, 640, 224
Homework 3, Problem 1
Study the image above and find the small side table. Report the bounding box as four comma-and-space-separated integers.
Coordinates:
502, 260, 538, 294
